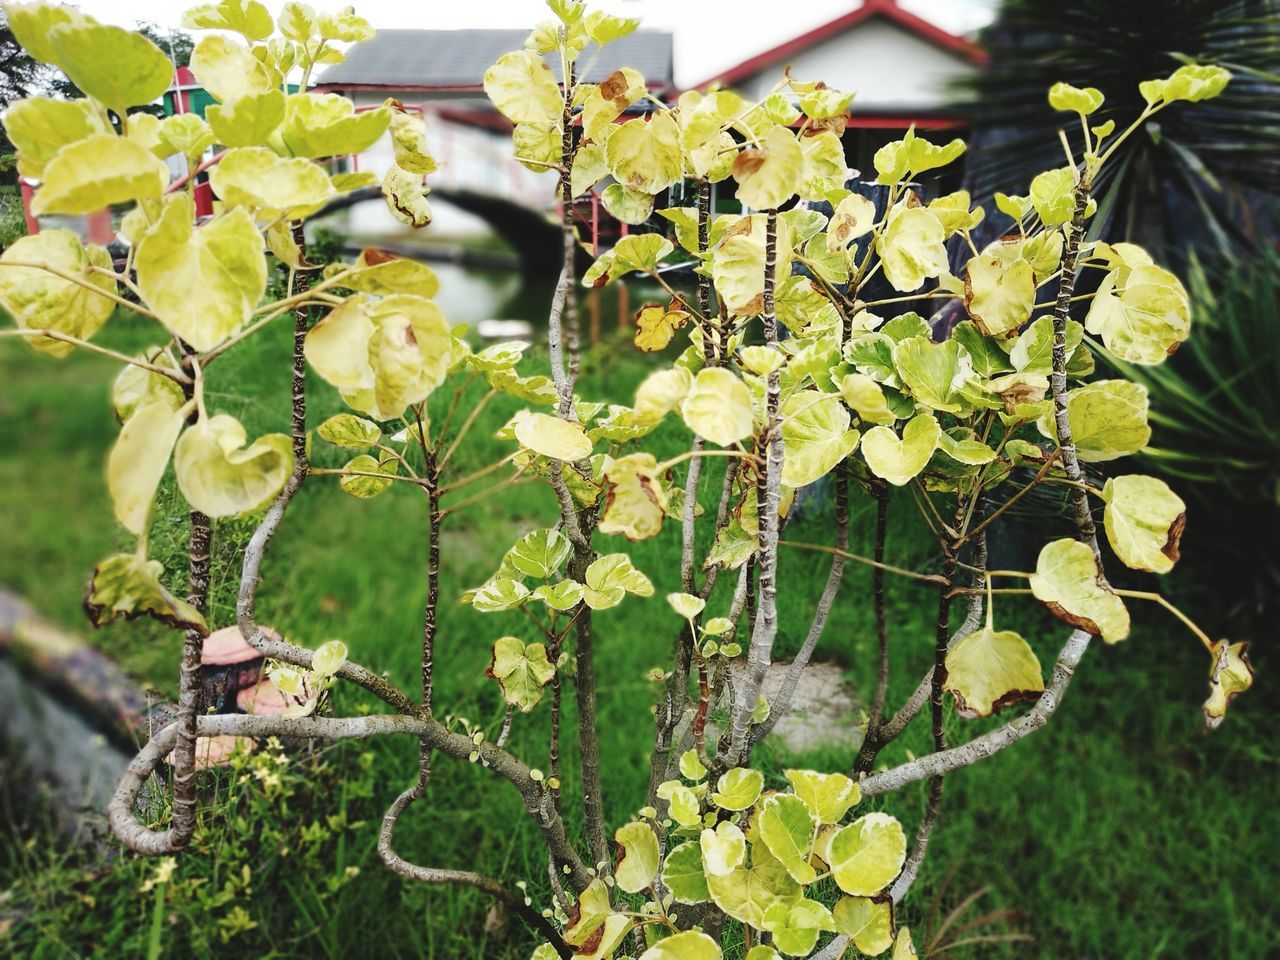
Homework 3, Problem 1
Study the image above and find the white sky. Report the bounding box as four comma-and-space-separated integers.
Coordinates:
72, 0, 997, 87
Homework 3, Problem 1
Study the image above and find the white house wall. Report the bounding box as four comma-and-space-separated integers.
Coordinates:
735, 19, 975, 111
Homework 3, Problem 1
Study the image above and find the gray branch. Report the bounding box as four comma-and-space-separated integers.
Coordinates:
859, 629, 1091, 798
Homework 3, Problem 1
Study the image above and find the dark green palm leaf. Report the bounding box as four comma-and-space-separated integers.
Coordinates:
956, 0, 1280, 259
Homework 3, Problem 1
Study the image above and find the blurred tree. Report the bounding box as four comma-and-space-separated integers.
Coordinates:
957, 0, 1280, 260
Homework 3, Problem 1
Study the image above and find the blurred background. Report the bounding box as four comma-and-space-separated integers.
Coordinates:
1, 1, 1276, 957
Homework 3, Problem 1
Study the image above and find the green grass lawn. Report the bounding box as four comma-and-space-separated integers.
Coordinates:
0, 304, 1274, 959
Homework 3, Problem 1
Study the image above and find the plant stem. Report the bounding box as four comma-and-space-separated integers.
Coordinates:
0, 328, 186, 380
778, 540, 946, 585
729, 208, 781, 767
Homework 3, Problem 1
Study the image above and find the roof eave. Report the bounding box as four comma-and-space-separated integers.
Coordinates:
694, 0, 987, 92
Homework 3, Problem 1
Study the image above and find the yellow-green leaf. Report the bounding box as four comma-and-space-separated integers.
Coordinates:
1140, 64, 1231, 105
85, 551, 208, 632
732, 125, 802, 211
614, 821, 660, 893
828, 812, 907, 897
1, 97, 108, 178
1085, 264, 1190, 365
861, 413, 941, 486
382, 163, 432, 227
173, 414, 292, 517
762, 898, 836, 957
487, 636, 554, 711
510, 119, 559, 175
827, 192, 876, 252
964, 253, 1035, 338
600, 453, 669, 541
682, 368, 753, 447
513, 411, 592, 461
342, 249, 440, 297
944, 625, 1044, 718
182, 0, 274, 40
304, 294, 452, 420
135, 195, 267, 352
876, 207, 948, 292
564, 878, 611, 947
210, 146, 335, 215
639, 931, 721, 960
32, 134, 169, 215
1029, 167, 1076, 228
0, 230, 116, 356
158, 114, 214, 160
280, 93, 390, 158
633, 366, 692, 425
784, 769, 860, 825
705, 845, 802, 928
1048, 82, 1104, 115
601, 182, 654, 225
6, 1, 91, 64
874, 129, 965, 185
1029, 538, 1130, 642
711, 766, 763, 811
780, 391, 859, 488
50, 21, 173, 110
1101, 475, 1186, 574
1203, 639, 1252, 729
190, 33, 274, 104
206, 90, 286, 148
833, 896, 894, 956
108, 401, 186, 535
1035, 380, 1150, 462
606, 113, 683, 195
700, 821, 747, 877
484, 50, 562, 125
634, 302, 691, 351
892, 926, 919, 960
337, 453, 398, 498
758, 794, 817, 884
582, 553, 652, 610
317, 413, 381, 448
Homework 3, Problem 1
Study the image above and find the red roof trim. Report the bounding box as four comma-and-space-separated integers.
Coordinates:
697, 0, 987, 90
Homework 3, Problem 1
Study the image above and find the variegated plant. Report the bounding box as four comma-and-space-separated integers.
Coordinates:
0, 1, 1251, 957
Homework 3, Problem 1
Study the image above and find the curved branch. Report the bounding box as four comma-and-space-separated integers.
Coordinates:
858, 629, 1091, 798
378, 759, 571, 957
107, 712, 592, 888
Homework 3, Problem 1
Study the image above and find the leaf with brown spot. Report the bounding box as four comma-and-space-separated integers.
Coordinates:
633, 302, 691, 351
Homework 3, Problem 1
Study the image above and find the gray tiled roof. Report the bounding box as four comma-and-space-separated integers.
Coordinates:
317, 29, 674, 90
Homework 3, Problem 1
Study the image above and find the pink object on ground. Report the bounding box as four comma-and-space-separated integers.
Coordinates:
201, 625, 279, 665
237, 678, 294, 716
165, 734, 250, 770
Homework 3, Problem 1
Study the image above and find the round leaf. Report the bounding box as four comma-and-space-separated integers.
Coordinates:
483, 50, 562, 125
1029, 538, 1130, 642
136, 195, 267, 352
944, 626, 1045, 718
828, 812, 907, 897
32, 134, 168, 215
682, 368, 753, 447
1101, 475, 1186, 574
513, 411, 592, 461
861, 414, 941, 487
0, 230, 116, 355
173, 414, 293, 518
613, 821, 660, 893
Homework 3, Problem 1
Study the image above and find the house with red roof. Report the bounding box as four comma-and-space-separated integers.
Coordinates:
699, 0, 986, 195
